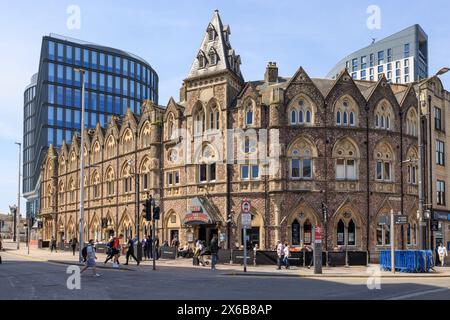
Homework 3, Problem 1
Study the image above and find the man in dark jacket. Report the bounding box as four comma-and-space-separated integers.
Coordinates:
70, 237, 78, 256
210, 235, 219, 270
124, 236, 140, 266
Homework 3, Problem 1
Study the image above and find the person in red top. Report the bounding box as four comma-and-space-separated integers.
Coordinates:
105, 233, 122, 267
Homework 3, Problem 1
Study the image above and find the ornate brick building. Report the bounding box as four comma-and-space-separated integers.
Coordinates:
40, 10, 444, 260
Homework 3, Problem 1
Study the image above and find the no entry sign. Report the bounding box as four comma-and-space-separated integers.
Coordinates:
241, 198, 251, 213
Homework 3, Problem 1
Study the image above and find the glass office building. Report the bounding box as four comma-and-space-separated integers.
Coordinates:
23, 34, 159, 219
327, 24, 428, 84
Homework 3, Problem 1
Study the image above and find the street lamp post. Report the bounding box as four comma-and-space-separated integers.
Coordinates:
74, 68, 86, 263
15, 142, 21, 250
416, 67, 449, 250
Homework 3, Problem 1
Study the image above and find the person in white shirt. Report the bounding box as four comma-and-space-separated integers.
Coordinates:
81, 239, 101, 277
438, 242, 448, 267
283, 242, 291, 269
276, 240, 284, 270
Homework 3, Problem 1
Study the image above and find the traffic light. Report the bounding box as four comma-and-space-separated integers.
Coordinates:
143, 199, 151, 221
153, 206, 160, 220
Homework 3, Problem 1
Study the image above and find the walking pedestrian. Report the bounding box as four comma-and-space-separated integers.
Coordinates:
50, 236, 57, 253
172, 237, 180, 259
210, 234, 219, 270
110, 233, 122, 267
306, 244, 314, 269
80, 239, 101, 277
253, 244, 258, 267
124, 236, 140, 266
155, 236, 160, 259
438, 242, 448, 267
70, 237, 77, 256
141, 237, 147, 260
283, 242, 290, 269
276, 240, 284, 270
104, 237, 115, 264
146, 235, 152, 259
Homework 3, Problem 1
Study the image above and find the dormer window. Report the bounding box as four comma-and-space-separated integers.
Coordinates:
209, 49, 218, 66
207, 25, 216, 41
197, 52, 206, 69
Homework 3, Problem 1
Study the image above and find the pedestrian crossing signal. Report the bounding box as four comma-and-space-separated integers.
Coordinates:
143, 200, 151, 221
153, 206, 160, 220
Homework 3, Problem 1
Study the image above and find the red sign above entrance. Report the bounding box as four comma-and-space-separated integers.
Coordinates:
184, 212, 210, 225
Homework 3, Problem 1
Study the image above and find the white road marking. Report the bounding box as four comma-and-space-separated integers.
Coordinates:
387, 287, 450, 300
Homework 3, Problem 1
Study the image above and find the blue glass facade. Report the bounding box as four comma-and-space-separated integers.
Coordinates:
23, 35, 159, 218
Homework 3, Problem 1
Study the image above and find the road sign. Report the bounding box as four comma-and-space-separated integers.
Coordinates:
314, 226, 323, 244
394, 215, 408, 225
378, 216, 389, 225
241, 198, 251, 213
241, 213, 251, 230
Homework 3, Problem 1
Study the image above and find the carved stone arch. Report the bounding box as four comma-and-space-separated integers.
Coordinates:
373, 139, 396, 161
285, 201, 321, 246
91, 140, 102, 163
287, 135, 319, 158
332, 137, 361, 158
105, 134, 117, 159
165, 113, 175, 140
119, 209, 134, 240
194, 142, 219, 164
139, 120, 152, 148
332, 200, 365, 248
67, 216, 75, 238
120, 127, 134, 154
405, 106, 418, 136
105, 165, 115, 181
89, 212, 101, 242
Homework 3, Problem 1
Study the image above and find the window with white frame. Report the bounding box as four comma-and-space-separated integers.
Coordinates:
245, 100, 254, 126
436, 140, 445, 166
437, 180, 446, 206
374, 142, 394, 182
376, 216, 391, 246
240, 164, 259, 180
333, 139, 359, 180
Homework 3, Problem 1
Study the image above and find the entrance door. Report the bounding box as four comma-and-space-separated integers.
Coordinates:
170, 230, 179, 245
198, 225, 206, 242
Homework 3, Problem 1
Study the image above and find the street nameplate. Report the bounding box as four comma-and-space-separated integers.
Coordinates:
394, 215, 408, 225
241, 213, 252, 229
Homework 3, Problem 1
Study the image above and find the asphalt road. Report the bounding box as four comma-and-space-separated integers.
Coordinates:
1, 252, 450, 300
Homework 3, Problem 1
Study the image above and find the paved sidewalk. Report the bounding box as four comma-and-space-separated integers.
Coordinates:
2, 240, 450, 278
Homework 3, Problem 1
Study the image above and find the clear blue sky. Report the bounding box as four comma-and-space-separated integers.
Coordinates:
0, 0, 449, 215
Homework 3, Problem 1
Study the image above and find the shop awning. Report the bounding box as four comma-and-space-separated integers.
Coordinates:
184, 197, 224, 225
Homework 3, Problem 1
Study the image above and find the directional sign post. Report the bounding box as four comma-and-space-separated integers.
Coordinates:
314, 226, 323, 274
394, 215, 408, 225
241, 198, 252, 273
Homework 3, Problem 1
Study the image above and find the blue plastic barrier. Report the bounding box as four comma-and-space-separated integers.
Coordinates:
379, 250, 434, 273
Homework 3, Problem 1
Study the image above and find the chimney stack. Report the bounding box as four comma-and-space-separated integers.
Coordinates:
264, 62, 278, 84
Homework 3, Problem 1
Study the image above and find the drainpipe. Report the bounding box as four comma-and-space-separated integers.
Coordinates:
324, 102, 329, 253
400, 108, 405, 249
428, 94, 433, 251
365, 102, 370, 260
